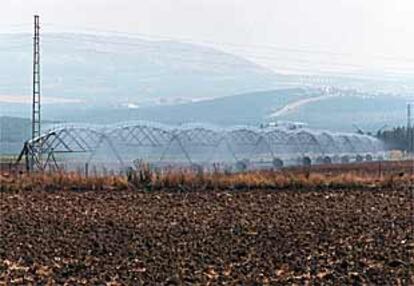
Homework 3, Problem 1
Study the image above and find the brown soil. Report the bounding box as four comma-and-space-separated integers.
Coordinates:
1, 186, 413, 285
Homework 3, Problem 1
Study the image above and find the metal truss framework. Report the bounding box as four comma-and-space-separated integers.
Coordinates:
18, 123, 385, 171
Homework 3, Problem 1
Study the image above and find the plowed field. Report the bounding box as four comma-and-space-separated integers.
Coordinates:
1, 185, 413, 284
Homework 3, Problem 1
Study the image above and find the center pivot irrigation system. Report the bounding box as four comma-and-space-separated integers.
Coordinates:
16, 16, 385, 172
17, 122, 385, 172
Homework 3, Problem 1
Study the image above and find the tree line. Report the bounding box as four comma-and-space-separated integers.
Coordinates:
376, 126, 414, 152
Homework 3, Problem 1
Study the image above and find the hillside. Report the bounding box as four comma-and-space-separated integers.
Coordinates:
0, 117, 58, 155
37, 88, 411, 132
1, 88, 411, 155
0, 33, 283, 109
38, 88, 317, 125
0, 117, 30, 155
275, 94, 411, 132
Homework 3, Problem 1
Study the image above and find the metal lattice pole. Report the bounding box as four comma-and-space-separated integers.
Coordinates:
31, 15, 41, 169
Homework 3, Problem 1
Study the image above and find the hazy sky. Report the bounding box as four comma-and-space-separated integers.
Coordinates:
2, 0, 414, 74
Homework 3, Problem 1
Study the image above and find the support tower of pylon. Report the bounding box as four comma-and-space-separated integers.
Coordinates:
32, 15, 41, 141
28, 15, 41, 170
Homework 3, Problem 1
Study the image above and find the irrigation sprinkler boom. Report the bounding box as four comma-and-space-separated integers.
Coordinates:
16, 122, 386, 172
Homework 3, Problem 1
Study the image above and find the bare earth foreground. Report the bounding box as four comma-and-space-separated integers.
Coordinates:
0, 186, 412, 285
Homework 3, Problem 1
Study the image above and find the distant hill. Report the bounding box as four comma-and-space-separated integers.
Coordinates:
41, 88, 317, 125
276, 94, 411, 132
0, 116, 30, 142
31, 88, 412, 132
1, 32, 413, 154
0, 33, 287, 109
0, 117, 59, 155
0, 88, 314, 154
0, 117, 30, 155
1, 89, 411, 155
